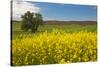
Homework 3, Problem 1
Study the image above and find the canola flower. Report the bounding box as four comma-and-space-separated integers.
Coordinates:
12, 29, 97, 66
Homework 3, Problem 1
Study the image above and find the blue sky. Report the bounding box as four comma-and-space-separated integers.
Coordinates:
32, 2, 97, 21
13, 1, 97, 21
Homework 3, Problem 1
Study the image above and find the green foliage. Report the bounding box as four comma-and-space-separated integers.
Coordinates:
21, 11, 43, 32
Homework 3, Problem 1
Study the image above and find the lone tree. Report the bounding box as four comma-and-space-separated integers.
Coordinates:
21, 11, 43, 32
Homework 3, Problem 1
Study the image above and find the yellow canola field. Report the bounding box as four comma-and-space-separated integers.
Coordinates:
12, 29, 97, 65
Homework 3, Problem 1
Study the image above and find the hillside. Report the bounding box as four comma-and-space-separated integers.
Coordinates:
12, 20, 97, 25
44, 20, 97, 25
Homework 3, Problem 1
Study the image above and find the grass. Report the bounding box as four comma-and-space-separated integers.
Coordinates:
12, 22, 97, 39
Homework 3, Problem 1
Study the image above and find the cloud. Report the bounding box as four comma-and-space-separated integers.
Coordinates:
12, 0, 40, 20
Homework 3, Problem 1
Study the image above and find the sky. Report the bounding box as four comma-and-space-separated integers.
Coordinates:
12, 1, 97, 21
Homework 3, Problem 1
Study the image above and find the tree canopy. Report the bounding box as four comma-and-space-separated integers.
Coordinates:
21, 11, 43, 32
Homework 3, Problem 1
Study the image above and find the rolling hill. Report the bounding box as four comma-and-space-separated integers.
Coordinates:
44, 20, 97, 25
